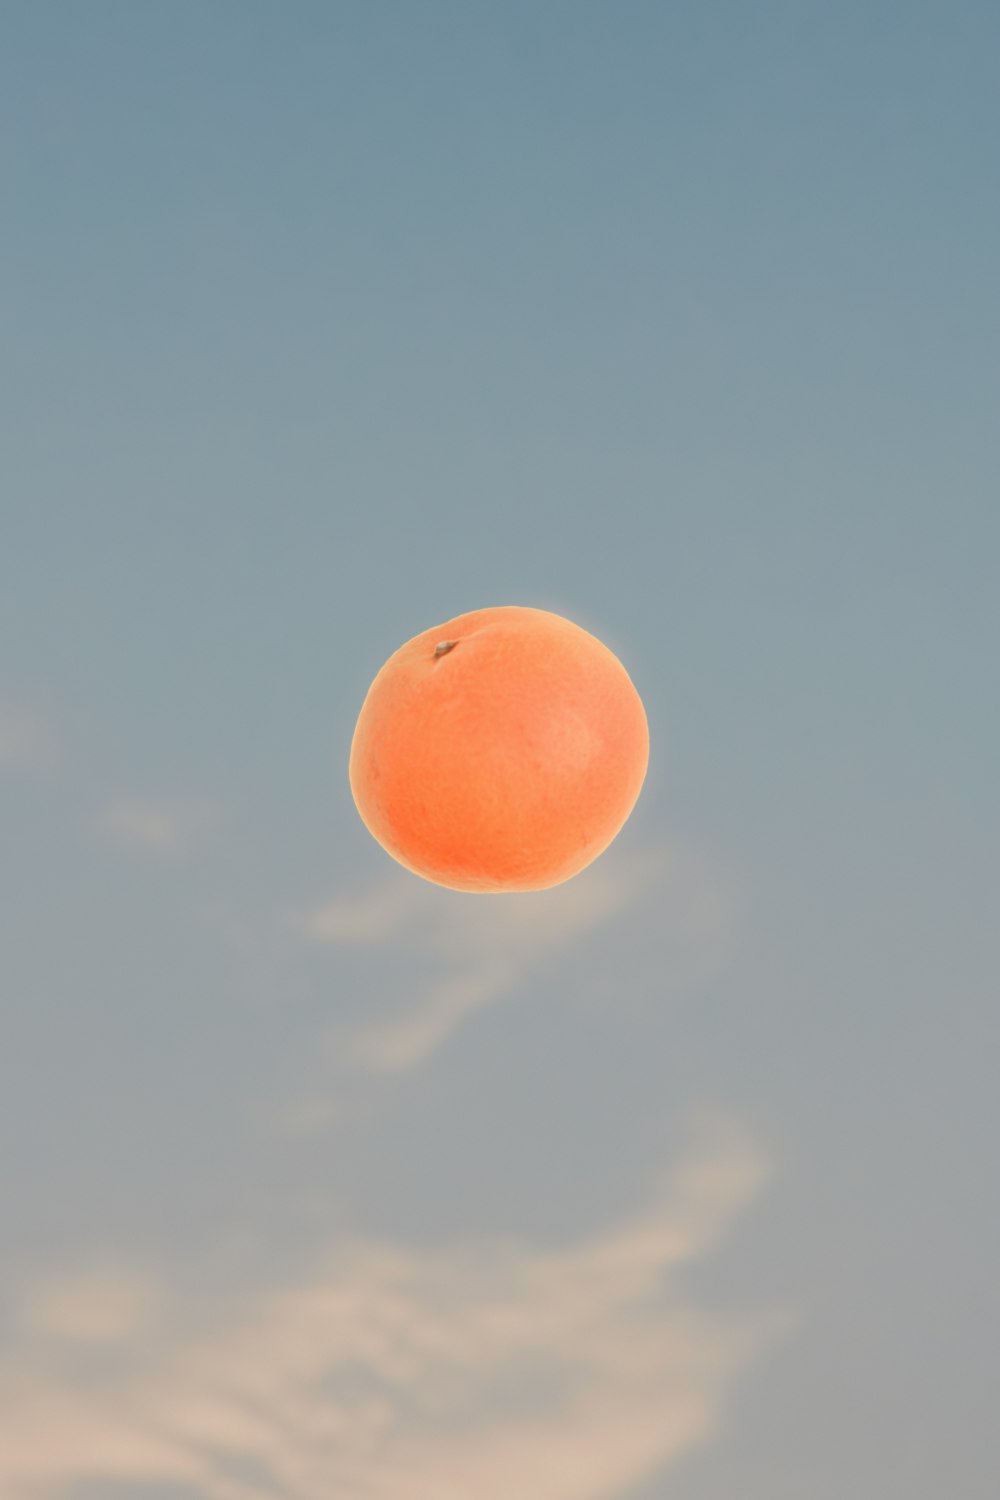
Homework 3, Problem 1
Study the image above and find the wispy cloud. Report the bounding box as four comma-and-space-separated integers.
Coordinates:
291, 875, 430, 945
349, 958, 516, 1071
287, 843, 733, 1077
0, 703, 55, 772
20, 1265, 161, 1344
102, 797, 209, 856
0, 1119, 786, 1500
294, 846, 660, 957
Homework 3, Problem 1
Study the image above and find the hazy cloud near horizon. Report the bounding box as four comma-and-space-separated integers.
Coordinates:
0, 1119, 783, 1500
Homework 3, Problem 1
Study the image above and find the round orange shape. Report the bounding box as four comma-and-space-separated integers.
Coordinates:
349, 605, 649, 893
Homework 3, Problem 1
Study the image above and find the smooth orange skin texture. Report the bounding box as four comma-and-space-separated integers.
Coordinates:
349, 606, 649, 894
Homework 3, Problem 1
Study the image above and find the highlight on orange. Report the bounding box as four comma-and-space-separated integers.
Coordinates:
349, 605, 649, 893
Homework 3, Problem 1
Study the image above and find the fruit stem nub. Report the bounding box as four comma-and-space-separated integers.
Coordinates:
433, 640, 458, 658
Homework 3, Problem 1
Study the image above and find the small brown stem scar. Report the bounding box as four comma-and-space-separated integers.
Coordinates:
433, 640, 458, 658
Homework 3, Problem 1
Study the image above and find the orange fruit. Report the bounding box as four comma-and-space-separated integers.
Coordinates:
349, 605, 649, 893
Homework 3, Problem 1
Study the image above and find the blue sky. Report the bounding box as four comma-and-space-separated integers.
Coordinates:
1, 3, 998, 1496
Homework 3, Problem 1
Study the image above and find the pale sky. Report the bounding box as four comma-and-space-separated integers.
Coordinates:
2, 4, 998, 1498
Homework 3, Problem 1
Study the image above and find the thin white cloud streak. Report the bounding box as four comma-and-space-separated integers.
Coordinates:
349, 958, 517, 1071
291, 875, 430, 944
288, 843, 733, 1078
102, 798, 208, 856
0, 704, 55, 772
0, 1120, 787, 1500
